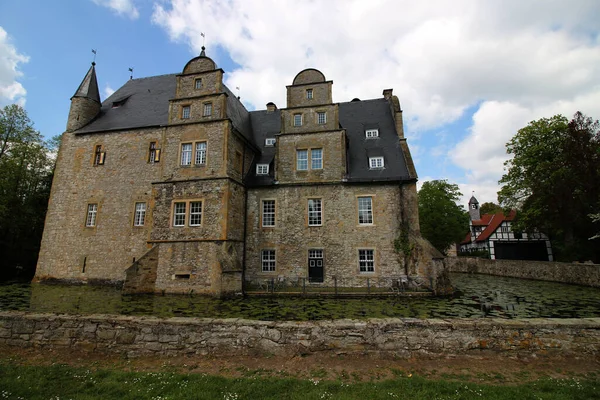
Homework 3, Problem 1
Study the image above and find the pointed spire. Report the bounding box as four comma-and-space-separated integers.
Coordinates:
200, 45, 206, 57
72, 62, 101, 103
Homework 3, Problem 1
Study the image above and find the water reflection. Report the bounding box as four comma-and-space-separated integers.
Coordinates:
1, 273, 599, 320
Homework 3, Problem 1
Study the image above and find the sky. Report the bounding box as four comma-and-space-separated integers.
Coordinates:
1, 0, 599, 208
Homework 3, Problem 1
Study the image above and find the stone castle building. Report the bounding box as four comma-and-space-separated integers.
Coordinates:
35, 49, 447, 296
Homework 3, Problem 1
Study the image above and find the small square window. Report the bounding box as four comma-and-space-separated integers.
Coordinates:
262, 200, 275, 227
195, 142, 207, 165
181, 143, 192, 166
203, 103, 212, 117
369, 157, 384, 169
86, 204, 98, 227
294, 114, 302, 127
365, 129, 379, 138
256, 164, 269, 175
134, 202, 146, 226
306, 89, 313, 99
317, 112, 326, 125
189, 201, 202, 226
262, 249, 276, 272
173, 202, 186, 227
265, 138, 276, 146
359, 249, 375, 273
182, 106, 191, 119
195, 78, 202, 89
297, 149, 308, 170
311, 148, 323, 169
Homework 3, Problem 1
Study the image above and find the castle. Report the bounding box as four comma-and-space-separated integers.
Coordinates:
35, 49, 447, 296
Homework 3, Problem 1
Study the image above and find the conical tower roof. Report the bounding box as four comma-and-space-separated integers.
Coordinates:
468, 195, 479, 205
72, 62, 100, 103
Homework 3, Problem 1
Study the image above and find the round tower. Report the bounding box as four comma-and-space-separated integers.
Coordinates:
66, 62, 101, 132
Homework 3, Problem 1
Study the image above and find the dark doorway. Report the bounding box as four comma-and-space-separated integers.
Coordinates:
308, 249, 324, 283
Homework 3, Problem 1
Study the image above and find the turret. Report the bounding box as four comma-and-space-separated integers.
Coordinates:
468, 195, 480, 221
66, 62, 101, 132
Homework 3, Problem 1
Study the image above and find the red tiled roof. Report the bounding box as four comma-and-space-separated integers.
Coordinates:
460, 231, 472, 245
460, 210, 518, 245
471, 214, 493, 226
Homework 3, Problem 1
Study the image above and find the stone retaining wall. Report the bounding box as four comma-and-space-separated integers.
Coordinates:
447, 257, 600, 288
0, 311, 598, 358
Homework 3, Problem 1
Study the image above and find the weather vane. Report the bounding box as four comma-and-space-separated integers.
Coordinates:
129, 67, 134, 80
236, 86, 240, 99
201, 32, 205, 47
91, 49, 97, 64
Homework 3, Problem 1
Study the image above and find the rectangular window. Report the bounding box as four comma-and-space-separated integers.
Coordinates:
262, 200, 275, 227
86, 204, 98, 227
365, 129, 379, 138
317, 112, 326, 124
306, 89, 313, 99
173, 202, 186, 227
500, 225, 509, 233
358, 197, 373, 225
265, 138, 276, 146
195, 78, 202, 89
195, 142, 207, 165
294, 113, 302, 127
182, 105, 191, 119
94, 145, 105, 166
181, 143, 192, 166
261, 249, 276, 272
297, 149, 308, 170
359, 249, 375, 273
189, 201, 202, 226
134, 202, 146, 226
311, 148, 323, 169
203, 103, 212, 116
148, 142, 160, 163
308, 199, 322, 226
256, 164, 269, 175
369, 157, 384, 169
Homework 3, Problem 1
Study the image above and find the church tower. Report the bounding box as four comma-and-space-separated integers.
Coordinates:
468, 195, 480, 221
66, 62, 101, 132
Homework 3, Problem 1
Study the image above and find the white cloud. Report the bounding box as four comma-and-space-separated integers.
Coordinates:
0, 26, 29, 106
103, 85, 115, 100
151, 0, 600, 202
92, 0, 139, 19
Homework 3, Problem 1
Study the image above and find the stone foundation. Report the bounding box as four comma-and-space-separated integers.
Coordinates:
0, 311, 597, 358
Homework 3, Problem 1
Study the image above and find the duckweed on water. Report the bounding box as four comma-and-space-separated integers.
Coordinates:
1, 273, 599, 320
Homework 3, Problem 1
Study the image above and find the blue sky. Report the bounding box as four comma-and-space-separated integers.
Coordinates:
1, 0, 599, 207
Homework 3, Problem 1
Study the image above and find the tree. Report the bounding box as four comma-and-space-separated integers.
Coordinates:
418, 180, 469, 255
480, 202, 503, 215
498, 112, 600, 262
0, 104, 57, 281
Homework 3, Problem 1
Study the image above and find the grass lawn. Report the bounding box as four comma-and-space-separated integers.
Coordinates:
0, 362, 598, 400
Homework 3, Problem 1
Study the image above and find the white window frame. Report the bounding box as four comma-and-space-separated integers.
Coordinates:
365, 129, 379, 138
294, 113, 303, 127
195, 78, 202, 89
311, 148, 323, 170
358, 196, 373, 225
86, 204, 98, 227
306, 89, 313, 99
261, 249, 276, 272
182, 105, 191, 119
317, 112, 326, 125
134, 202, 146, 227
181, 143, 192, 166
265, 138, 276, 146
189, 201, 202, 226
173, 202, 186, 227
359, 249, 375, 273
256, 164, 269, 175
308, 198, 322, 226
195, 142, 207, 165
297, 149, 308, 170
203, 103, 212, 117
262, 200, 275, 227
369, 156, 384, 169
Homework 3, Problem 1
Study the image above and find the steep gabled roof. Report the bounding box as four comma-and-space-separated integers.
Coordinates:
461, 210, 517, 244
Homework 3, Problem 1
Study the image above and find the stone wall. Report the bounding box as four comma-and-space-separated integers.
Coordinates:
0, 312, 597, 358
447, 257, 600, 287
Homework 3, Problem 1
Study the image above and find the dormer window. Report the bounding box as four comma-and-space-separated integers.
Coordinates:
306, 89, 313, 99
256, 164, 269, 175
195, 78, 202, 89
294, 114, 303, 127
182, 105, 191, 119
369, 157, 384, 169
366, 129, 379, 138
265, 138, 276, 146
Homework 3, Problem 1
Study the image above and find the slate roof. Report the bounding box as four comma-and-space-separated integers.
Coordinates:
74, 71, 414, 186
72, 63, 100, 104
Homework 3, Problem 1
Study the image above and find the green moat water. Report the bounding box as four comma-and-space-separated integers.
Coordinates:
1, 273, 599, 320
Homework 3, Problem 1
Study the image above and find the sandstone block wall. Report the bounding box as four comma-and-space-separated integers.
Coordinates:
447, 257, 600, 287
0, 312, 598, 358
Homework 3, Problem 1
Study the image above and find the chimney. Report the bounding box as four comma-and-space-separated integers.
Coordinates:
266, 102, 277, 112
382, 88, 393, 100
